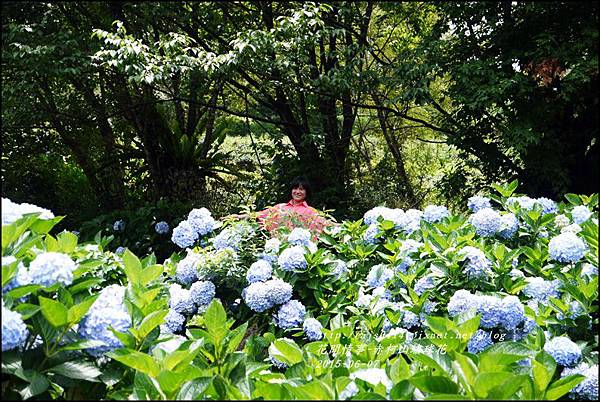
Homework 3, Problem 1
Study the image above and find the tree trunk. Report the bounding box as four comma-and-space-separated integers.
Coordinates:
372, 92, 418, 207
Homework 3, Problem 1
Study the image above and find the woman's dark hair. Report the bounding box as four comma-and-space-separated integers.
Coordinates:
289, 176, 312, 200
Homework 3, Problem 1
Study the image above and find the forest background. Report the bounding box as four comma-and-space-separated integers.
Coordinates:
2, 1, 598, 255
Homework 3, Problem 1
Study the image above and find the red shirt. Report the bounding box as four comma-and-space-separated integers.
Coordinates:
257, 200, 318, 221
257, 200, 325, 235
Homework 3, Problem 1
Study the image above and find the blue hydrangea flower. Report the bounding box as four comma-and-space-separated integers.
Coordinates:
264, 279, 293, 306
187, 208, 216, 236
2, 198, 54, 225
264, 238, 281, 255
498, 295, 525, 330
470, 208, 502, 237
477, 295, 502, 329
414, 276, 436, 296
269, 347, 289, 370
366, 264, 394, 288
339, 381, 359, 400
507, 196, 537, 210
189, 280, 215, 306
448, 289, 478, 317
423, 205, 449, 223
561, 363, 599, 400
401, 240, 423, 254
363, 223, 381, 244
372, 286, 392, 301
467, 329, 493, 354
544, 336, 581, 367
303, 318, 323, 341
287, 228, 312, 246
242, 281, 274, 312
275, 300, 306, 329
211, 227, 242, 251
115, 246, 126, 255
78, 285, 131, 356
571, 205, 592, 225
460, 246, 492, 279
536, 198, 558, 214
510, 316, 537, 341
548, 232, 587, 263
581, 263, 598, 279
278, 246, 307, 271
260, 254, 277, 265
467, 196, 492, 213
401, 310, 420, 329
509, 268, 525, 279
363, 206, 393, 225
175, 250, 201, 285
113, 219, 125, 231
2, 257, 31, 293
381, 318, 393, 333
523, 278, 562, 304
555, 214, 571, 228
246, 259, 273, 283
171, 220, 199, 248
168, 284, 196, 315
403, 209, 423, 234
29, 252, 77, 287
395, 256, 414, 274
78, 307, 130, 356
331, 260, 349, 279
498, 213, 519, 239
155, 221, 169, 234
2, 305, 28, 351
160, 309, 185, 334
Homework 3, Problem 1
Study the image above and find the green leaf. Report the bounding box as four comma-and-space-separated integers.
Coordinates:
292, 380, 334, 400
176, 377, 211, 400
107, 349, 160, 377
474, 372, 513, 398
388, 355, 411, 383
7, 284, 41, 299
564, 193, 580, 205
139, 264, 164, 285
268, 338, 304, 366
390, 380, 415, 400
111, 327, 136, 349
58, 339, 106, 352
2, 261, 18, 287
69, 278, 103, 294
136, 310, 168, 340
453, 354, 477, 396
532, 359, 553, 395
545, 374, 585, 400
30, 216, 63, 234
204, 299, 228, 345
122, 249, 142, 284
17, 370, 50, 399
163, 341, 203, 371
410, 375, 459, 394
67, 295, 99, 324
225, 322, 248, 355
47, 361, 102, 381
13, 303, 41, 320
57, 231, 78, 253
39, 296, 69, 327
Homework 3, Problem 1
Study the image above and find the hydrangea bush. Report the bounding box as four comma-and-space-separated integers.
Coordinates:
2, 181, 598, 400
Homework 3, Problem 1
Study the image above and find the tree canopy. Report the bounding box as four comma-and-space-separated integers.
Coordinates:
2, 1, 598, 224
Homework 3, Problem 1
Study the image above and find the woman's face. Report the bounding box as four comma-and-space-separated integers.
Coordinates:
291, 185, 306, 203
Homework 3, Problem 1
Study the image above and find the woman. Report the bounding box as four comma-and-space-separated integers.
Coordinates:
256, 176, 318, 223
